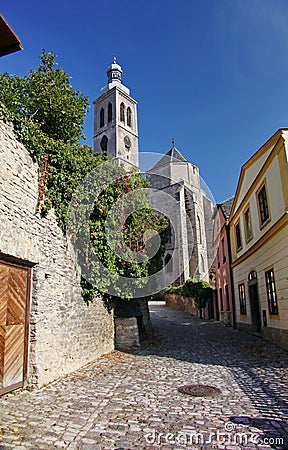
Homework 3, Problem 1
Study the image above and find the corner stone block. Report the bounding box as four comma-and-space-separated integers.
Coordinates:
114, 317, 140, 351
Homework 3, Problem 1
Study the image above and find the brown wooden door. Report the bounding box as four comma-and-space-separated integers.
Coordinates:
0, 259, 31, 395
249, 283, 262, 333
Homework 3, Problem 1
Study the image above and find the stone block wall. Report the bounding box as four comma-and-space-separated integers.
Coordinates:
164, 293, 198, 316
0, 121, 114, 386
115, 317, 140, 350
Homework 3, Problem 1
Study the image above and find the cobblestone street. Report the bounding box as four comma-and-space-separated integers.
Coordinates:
0, 302, 288, 450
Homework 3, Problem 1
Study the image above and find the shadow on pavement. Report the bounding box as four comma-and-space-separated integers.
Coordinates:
139, 303, 288, 446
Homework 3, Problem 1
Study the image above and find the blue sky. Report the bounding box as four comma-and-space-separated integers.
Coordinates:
2, 0, 288, 202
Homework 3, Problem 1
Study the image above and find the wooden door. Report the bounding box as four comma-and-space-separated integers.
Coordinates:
249, 283, 262, 333
0, 259, 31, 395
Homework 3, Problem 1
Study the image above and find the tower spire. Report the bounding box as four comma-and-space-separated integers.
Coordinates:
94, 59, 138, 167
101, 57, 130, 95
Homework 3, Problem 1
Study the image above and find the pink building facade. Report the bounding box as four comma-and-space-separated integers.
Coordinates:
213, 198, 235, 326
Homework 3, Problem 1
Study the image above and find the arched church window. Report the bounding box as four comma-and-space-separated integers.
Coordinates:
108, 103, 112, 123
120, 102, 125, 123
167, 225, 172, 244
100, 108, 105, 128
100, 135, 108, 152
127, 107, 132, 127
197, 215, 202, 244
165, 254, 173, 273
201, 255, 205, 272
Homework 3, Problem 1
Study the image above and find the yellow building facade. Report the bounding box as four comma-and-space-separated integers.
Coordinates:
230, 129, 288, 350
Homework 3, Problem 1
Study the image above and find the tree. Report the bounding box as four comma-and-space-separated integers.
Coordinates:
164, 278, 213, 319
0, 50, 88, 144
192, 280, 213, 319
0, 50, 169, 305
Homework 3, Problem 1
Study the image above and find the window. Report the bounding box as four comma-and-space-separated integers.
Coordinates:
219, 288, 223, 311
235, 221, 242, 251
257, 184, 270, 225
225, 284, 230, 310
248, 270, 257, 282
108, 103, 112, 123
167, 224, 172, 244
100, 135, 108, 152
221, 237, 226, 263
165, 254, 173, 273
197, 215, 202, 244
238, 283, 247, 315
244, 207, 253, 242
120, 102, 125, 122
201, 255, 205, 272
265, 268, 278, 315
100, 108, 105, 128
217, 249, 220, 268
127, 107, 132, 127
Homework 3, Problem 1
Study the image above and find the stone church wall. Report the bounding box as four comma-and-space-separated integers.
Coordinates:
203, 195, 215, 271
0, 121, 114, 386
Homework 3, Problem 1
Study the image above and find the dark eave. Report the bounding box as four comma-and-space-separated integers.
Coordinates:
0, 14, 23, 57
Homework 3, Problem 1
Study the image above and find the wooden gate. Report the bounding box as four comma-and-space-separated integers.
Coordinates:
0, 258, 31, 395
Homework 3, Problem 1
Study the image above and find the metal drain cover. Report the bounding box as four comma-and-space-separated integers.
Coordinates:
177, 384, 221, 397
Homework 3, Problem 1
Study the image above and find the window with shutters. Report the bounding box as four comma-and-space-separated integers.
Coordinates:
257, 182, 270, 228
244, 206, 253, 242
265, 268, 278, 315
238, 283, 247, 315
235, 220, 242, 251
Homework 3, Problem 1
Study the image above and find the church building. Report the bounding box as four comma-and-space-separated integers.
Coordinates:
93, 59, 214, 286
148, 146, 214, 284
93, 57, 138, 168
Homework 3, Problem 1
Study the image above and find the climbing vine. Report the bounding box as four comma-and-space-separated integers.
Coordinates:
165, 278, 213, 318
0, 51, 169, 302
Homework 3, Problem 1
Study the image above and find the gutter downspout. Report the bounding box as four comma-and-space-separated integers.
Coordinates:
227, 223, 236, 329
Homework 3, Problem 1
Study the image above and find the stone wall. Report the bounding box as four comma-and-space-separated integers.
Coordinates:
164, 293, 214, 319
0, 121, 114, 386
114, 317, 140, 351
164, 293, 198, 316
262, 327, 288, 352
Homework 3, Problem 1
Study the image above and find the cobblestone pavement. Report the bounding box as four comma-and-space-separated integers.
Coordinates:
1, 302, 288, 450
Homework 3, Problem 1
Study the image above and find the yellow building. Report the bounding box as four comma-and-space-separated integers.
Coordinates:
230, 129, 288, 350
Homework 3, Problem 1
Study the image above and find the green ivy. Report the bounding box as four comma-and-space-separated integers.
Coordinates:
164, 278, 213, 318
0, 51, 169, 303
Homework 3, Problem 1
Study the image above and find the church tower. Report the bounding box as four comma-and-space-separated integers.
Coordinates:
93, 58, 139, 168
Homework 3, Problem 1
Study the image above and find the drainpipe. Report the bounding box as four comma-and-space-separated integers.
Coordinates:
227, 224, 236, 329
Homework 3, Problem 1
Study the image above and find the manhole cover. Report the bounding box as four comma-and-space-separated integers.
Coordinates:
177, 384, 221, 397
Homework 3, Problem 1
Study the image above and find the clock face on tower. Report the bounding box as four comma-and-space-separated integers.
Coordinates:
124, 135, 131, 150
